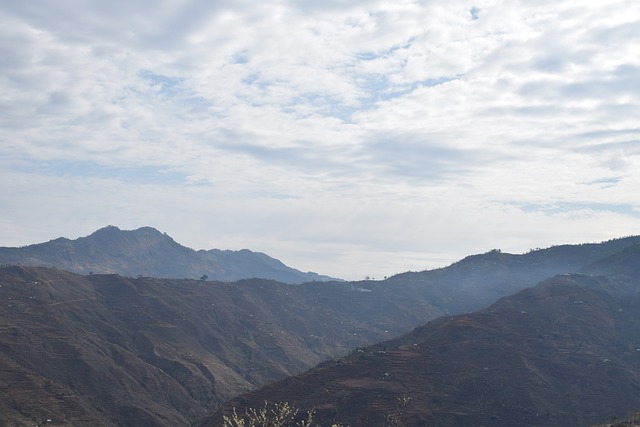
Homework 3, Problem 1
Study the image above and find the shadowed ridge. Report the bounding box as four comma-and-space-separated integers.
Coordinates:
383, 236, 640, 314
584, 244, 640, 278
0, 226, 338, 283
390, 235, 640, 281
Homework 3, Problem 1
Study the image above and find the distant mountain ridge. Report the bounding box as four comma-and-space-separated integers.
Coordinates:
387, 235, 640, 314
0, 226, 337, 283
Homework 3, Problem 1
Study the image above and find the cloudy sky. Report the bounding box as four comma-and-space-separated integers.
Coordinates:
1, 0, 639, 280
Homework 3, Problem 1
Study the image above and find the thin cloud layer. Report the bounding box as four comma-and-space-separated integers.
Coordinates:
1, 0, 639, 280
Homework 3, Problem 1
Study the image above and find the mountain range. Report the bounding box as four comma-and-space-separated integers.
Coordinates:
0, 266, 446, 426
0, 226, 336, 284
209, 247, 640, 426
1, 230, 640, 426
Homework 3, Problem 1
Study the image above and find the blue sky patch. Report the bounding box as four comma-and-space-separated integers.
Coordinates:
470, 7, 480, 21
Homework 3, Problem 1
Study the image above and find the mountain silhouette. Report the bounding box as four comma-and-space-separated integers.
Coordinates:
0, 226, 337, 283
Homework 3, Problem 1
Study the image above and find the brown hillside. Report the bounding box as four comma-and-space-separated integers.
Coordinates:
0, 266, 444, 426
3, 237, 640, 426
210, 274, 640, 427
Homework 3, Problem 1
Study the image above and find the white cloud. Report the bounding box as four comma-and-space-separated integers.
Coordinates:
1, 0, 640, 280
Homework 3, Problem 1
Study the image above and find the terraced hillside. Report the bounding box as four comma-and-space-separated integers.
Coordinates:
210, 271, 640, 426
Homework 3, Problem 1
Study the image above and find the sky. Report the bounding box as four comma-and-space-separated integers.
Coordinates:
1, 0, 640, 280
